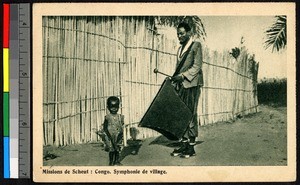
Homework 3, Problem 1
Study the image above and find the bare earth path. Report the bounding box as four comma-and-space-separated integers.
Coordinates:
43, 105, 287, 166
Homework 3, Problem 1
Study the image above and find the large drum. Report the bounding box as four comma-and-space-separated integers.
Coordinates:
139, 78, 192, 140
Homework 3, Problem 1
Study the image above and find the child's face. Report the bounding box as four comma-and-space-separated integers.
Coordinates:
108, 100, 119, 114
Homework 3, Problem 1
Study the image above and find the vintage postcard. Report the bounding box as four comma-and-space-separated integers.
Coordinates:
32, 3, 296, 182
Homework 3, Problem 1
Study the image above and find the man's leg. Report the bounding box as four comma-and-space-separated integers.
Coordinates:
170, 138, 189, 156
171, 86, 201, 157
180, 87, 201, 158
180, 115, 197, 158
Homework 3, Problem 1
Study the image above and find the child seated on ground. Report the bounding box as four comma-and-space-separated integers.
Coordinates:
99, 96, 124, 166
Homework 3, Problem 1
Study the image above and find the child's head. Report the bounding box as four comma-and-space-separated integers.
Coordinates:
107, 96, 120, 114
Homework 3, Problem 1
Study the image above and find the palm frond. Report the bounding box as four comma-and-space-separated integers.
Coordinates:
154, 16, 207, 41
264, 15, 286, 52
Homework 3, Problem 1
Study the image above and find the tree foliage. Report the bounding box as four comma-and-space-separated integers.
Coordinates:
264, 15, 287, 52
154, 16, 207, 41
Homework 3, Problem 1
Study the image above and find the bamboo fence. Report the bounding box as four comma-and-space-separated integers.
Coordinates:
42, 16, 259, 146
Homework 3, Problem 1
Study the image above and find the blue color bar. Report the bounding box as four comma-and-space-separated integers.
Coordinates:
4, 137, 10, 178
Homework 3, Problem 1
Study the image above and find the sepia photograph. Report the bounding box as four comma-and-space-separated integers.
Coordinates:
32, 3, 296, 182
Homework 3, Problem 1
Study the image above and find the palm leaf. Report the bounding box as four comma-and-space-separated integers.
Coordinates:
264, 15, 286, 52
154, 16, 207, 41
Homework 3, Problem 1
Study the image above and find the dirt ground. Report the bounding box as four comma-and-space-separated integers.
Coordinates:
43, 104, 287, 166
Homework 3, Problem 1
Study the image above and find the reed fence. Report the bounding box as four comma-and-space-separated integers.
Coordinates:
42, 16, 259, 146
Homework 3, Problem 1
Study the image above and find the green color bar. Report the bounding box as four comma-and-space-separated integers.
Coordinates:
3, 92, 9, 136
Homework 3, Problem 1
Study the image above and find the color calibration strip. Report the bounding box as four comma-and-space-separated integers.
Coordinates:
3, 3, 31, 179
3, 3, 10, 179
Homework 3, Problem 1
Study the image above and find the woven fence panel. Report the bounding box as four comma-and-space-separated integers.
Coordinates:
42, 16, 258, 146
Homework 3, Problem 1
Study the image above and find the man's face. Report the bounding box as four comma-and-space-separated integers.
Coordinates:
177, 27, 190, 44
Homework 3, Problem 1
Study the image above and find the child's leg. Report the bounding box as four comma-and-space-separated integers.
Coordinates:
109, 152, 114, 166
114, 150, 122, 165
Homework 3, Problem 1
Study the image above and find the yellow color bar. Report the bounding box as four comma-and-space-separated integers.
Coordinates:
3, 48, 9, 92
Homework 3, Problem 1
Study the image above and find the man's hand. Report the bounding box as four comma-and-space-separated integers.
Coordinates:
171, 74, 184, 83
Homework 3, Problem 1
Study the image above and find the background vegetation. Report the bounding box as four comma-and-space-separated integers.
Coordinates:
257, 78, 287, 106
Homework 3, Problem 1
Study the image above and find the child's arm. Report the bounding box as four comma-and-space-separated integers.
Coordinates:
103, 118, 109, 135
117, 115, 125, 145
121, 115, 125, 126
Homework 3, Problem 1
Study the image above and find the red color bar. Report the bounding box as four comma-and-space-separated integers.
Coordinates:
3, 4, 10, 48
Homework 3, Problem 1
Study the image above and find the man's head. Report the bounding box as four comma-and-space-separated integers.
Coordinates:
107, 96, 120, 114
177, 22, 191, 45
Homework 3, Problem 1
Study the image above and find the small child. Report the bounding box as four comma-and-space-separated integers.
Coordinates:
102, 96, 124, 166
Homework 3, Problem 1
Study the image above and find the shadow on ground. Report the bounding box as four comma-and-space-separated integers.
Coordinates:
120, 139, 142, 162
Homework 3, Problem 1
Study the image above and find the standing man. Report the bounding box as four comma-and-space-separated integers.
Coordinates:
171, 22, 203, 158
